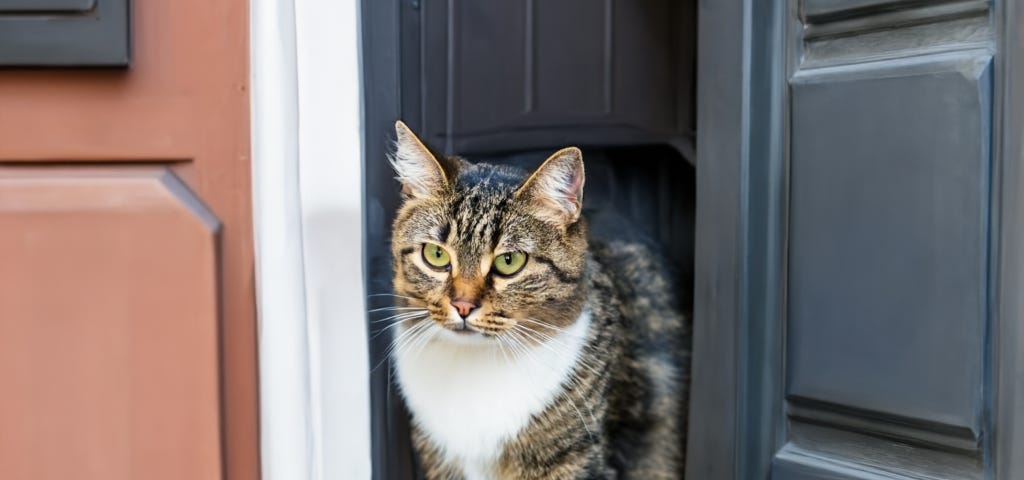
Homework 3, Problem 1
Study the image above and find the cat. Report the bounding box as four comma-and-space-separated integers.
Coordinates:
386, 120, 690, 479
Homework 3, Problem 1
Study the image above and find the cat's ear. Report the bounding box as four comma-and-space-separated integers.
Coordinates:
517, 147, 585, 224
391, 120, 452, 199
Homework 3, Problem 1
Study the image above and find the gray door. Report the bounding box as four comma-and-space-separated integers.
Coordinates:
690, 1, 1024, 479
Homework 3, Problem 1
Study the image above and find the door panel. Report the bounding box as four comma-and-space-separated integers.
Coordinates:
0, 0, 256, 478
693, 0, 1024, 478
0, 168, 221, 480
788, 53, 991, 435
802, 0, 925, 22
774, 2, 993, 479
412, 0, 695, 156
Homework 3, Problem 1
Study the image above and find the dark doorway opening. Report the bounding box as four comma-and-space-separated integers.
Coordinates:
360, 2, 696, 477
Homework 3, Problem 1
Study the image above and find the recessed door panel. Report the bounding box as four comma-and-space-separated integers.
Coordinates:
0, 167, 221, 480
0, 0, 257, 477
771, 2, 995, 479
788, 53, 991, 432
415, 0, 694, 155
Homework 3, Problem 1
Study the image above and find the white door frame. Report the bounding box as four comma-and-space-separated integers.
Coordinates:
251, 0, 371, 478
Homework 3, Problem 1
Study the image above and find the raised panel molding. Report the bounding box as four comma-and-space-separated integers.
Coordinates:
412, 0, 695, 157
802, 0, 934, 23
775, 0, 995, 478
787, 49, 991, 442
773, 424, 982, 480
0, 166, 222, 480
802, 0, 987, 38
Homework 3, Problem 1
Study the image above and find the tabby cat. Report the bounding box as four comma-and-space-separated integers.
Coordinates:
386, 120, 690, 479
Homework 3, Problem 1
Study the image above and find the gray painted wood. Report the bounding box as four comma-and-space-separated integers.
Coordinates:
687, 0, 746, 477
992, 0, 1024, 478
0, 0, 128, 66
762, 0, 1010, 478
803, 1, 988, 40
739, 0, 789, 477
412, 0, 695, 158
774, 423, 982, 480
0, 0, 94, 12
360, 1, 419, 478
689, 0, 791, 477
774, 446, 907, 480
802, 0, 935, 23
787, 53, 992, 435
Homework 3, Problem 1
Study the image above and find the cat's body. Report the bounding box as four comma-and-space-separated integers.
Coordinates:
387, 121, 689, 479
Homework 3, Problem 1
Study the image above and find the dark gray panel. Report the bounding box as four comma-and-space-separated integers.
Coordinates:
993, 0, 1024, 478
787, 53, 992, 433
773, 452, 894, 480
0, 0, 129, 66
416, 0, 694, 157
0, 0, 94, 12
361, 1, 419, 479
771, 423, 983, 480
686, 0, 746, 476
802, 0, 929, 22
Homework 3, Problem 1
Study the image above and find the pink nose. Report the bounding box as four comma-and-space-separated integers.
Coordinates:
451, 299, 479, 318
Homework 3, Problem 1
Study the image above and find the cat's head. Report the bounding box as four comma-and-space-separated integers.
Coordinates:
389, 121, 588, 345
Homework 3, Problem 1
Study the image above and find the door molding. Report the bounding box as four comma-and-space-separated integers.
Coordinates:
688, 0, 788, 478
993, 0, 1024, 477
251, 0, 371, 477
251, 0, 314, 478
695, 1, 1023, 479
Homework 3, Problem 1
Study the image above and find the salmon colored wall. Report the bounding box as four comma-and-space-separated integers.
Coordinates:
0, 0, 258, 478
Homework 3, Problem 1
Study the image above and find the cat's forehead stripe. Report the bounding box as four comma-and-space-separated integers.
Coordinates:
437, 222, 451, 243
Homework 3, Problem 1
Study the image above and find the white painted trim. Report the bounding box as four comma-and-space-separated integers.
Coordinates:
252, 0, 371, 478
250, 0, 314, 479
293, 0, 371, 478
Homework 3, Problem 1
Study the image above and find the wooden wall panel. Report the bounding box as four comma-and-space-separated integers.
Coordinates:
788, 54, 991, 434
412, 0, 695, 156
0, 167, 221, 480
772, 1, 994, 479
0, 0, 256, 478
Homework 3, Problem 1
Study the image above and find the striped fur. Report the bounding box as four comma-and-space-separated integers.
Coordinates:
388, 121, 690, 479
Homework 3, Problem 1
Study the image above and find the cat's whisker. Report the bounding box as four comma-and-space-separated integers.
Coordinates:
507, 321, 602, 385
371, 313, 429, 325
514, 325, 601, 378
513, 325, 578, 362
373, 321, 432, 373
394, 323, 432, 362
407, 326, 441, 363
517, 317, 565, 329
370, 310, 430, 324
369, 314, 428, 340
501, 329, 533, 367
398, 321, 439, 362
496, 335, 514, 365
368, 306, 426, 313
506, 329, 595, 438
367, 292, 420, 302
517, 317, 584, 337
372, 309, 427, 318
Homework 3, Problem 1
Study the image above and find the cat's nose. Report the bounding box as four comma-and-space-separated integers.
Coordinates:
451, 299, 479, 319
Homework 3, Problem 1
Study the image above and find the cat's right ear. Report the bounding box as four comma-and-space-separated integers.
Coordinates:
391, 120, 451, 199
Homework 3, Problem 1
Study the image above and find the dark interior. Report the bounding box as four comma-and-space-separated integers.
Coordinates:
360, 1, 696, 477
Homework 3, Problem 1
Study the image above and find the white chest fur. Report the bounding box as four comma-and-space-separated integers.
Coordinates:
394, 311, 592, 480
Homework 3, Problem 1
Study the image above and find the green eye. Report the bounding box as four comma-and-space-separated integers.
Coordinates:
422, 243, 451, 270
493, 251, 528, 276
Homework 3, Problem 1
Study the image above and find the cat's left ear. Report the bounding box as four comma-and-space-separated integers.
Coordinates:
516, 147, 585, 225
391, 120, 454, 199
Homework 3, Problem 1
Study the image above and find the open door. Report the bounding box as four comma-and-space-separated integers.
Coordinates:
691, 0, 1024, 479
